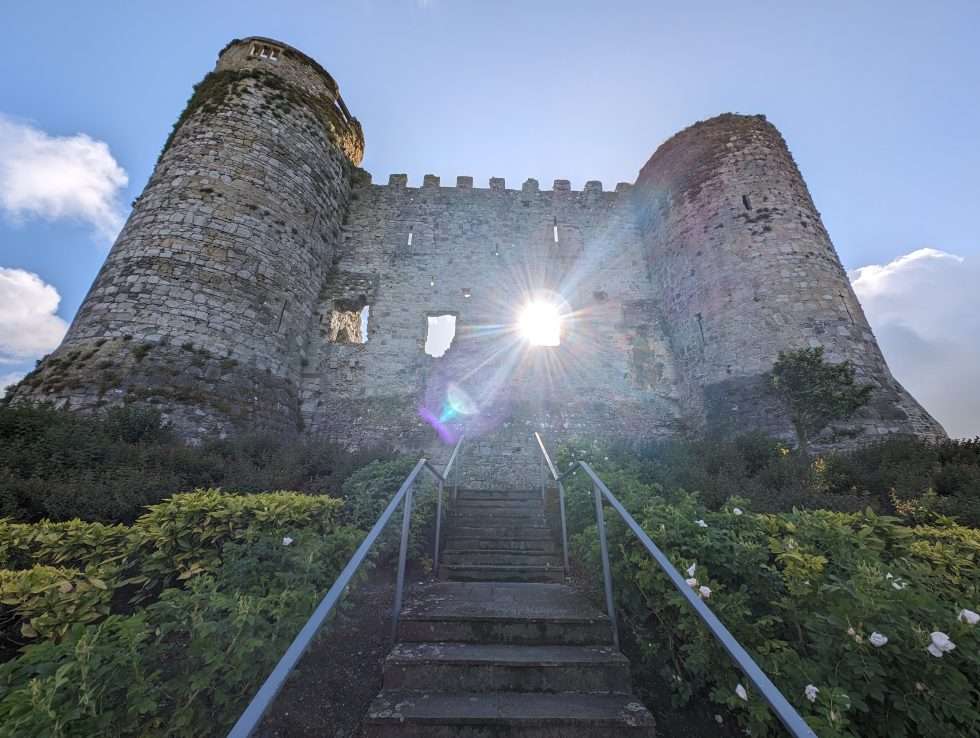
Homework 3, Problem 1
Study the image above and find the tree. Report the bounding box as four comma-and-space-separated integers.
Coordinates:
770, 347, 873, 456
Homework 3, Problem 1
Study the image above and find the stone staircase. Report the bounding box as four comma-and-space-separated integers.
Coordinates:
363, 487, 656, 737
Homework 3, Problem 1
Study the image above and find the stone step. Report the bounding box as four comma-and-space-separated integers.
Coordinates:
441, 550, 563, 568
442, 564, 565, 583
450, 518, 548, 532
456, 489, 541, 502
451, 508, 546, 520
383, 643, 631, 693
443, 537, 558, 553
450, 504, 545, 517
452, 497, 544, 509
450, 525, 552, 539
398, 582, 612, 645
363, 691, 656, 737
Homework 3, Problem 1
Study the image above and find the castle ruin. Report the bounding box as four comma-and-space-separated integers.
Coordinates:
12, 37, 945, 485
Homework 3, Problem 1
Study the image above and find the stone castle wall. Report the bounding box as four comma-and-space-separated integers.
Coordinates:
633, 114, 944, 443
11, 37, 946, 481
303, 176, 684, 487
13, 38, 363, 438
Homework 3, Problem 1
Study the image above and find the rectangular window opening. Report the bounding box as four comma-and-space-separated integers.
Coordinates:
425, 314, 457, 357
553, 216, 559, 243
328, 299, 370, 344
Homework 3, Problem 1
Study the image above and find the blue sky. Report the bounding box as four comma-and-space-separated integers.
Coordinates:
1, 1, 978, 435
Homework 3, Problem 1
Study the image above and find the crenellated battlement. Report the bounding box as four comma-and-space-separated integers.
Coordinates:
358, 173, 633, 195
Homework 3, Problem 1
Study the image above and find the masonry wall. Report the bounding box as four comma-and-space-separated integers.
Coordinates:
9, 36, 946, 476
13, 37, 363, 439
633, 114, 945, 444
303, 176, 683, 487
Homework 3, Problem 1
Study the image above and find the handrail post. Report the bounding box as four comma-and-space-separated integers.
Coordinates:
593, 481, 620, 649
539, 450, 545, 502
391, 482, 414, 641
433, 479, 444, 576
557, 480, 570, 575
454, 442, 461, 501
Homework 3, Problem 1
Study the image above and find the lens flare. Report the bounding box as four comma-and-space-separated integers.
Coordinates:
445, 382, 477, 418
518, 301, 561, 346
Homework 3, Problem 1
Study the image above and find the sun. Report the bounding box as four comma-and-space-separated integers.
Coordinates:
518, 300, 562, 346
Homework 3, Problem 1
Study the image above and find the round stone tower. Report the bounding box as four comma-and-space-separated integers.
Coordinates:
634, 113, 945, 443
13, 37, 363, 437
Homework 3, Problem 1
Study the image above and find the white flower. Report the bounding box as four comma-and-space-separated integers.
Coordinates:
888, 575, 908, 590
715, 714, 724, 724
735, 683, 748, 701
869, 632, 888, 647
282, 536, 294, 546
686, 563, 697, 577
695, 519, 708, 528
733, 507, 743, 516
927, 631, 956, 657
804, 684, 819, 703
931, 631, 954, 649
958, 608, 979, 625
698, 585, 712, 599
915, 682, 926, 692
685, 577, 699, 588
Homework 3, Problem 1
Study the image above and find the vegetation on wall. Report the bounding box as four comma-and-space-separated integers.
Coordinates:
157, 64, 358, 165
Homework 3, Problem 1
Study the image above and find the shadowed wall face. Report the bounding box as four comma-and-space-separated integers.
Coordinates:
633, 114, 945, 442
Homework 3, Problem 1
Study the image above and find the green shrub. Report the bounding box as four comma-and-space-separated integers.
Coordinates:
0, 616, 162, 738
130, 490, 345, 591
0, 519, 131, 571
0, 403, 394, 524
341, 457, 438, 561
0, 566, 115, 641
0, 456, 425, 736
0, 488, 370, 736
564, 458, 980, 737
564, 433, 980, 525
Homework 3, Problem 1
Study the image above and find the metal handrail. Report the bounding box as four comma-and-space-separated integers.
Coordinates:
533, 432, 570, 574
564, 456, 816, 738
427, 434, 464, 577
227, 435, 465, 738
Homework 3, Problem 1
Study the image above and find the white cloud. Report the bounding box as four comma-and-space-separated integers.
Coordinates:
0, 267, 69, 365
0, 114, 127, 241
851, 248, 980, 439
